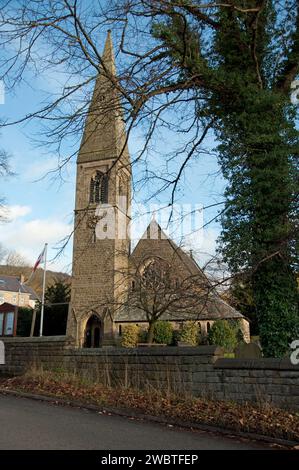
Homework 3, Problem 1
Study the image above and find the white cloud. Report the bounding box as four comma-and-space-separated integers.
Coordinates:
6, 205, 32, 220
0, 215, 72, 272
18, 219, 70, 245
0, 204, 31, 222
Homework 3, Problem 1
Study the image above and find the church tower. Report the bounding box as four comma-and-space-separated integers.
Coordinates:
67, 32, 131, 347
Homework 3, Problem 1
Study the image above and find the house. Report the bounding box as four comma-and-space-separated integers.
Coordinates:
0, 275, 39, 309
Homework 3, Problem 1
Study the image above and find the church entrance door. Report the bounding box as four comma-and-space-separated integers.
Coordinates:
84, 314, 103, 348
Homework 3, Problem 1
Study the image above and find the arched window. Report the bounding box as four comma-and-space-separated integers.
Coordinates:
140, 257, 170, 289
90, 171, 108, 204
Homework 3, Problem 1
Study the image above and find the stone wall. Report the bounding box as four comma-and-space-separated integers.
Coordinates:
0, 337, 298, 410
0, 336, 70, 376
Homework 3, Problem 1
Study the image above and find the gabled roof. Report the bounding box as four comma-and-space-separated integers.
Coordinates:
130, 218, 206, 276
0, 302, 18, 313
0, 275, 39, 300
123, 218, 245, 322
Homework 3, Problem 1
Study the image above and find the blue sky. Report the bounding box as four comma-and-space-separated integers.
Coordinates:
0, 32, 226, 276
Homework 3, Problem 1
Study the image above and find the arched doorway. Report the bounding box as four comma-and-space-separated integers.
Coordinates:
84, 314, 103, 348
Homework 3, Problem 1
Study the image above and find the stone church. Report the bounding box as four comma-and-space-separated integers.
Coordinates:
66, 32, 250, 348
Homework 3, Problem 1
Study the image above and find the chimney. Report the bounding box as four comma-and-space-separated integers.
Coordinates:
20, 274, 25, 284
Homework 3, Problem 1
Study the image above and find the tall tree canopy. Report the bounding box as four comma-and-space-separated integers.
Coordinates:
35, 279, 70, 336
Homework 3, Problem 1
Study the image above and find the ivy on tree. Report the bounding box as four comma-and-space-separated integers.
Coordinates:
152, 1, 299, 357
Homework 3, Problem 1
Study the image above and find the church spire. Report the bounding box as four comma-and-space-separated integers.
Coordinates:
102, 30, 116, 76
77, 30, 129, 165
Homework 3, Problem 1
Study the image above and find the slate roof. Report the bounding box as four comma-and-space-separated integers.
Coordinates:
117, 219, 245, 323
0, 275, 39, 300
114, 298, 243, 323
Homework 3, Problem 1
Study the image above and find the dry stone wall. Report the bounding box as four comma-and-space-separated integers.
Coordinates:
0, 337, 298, 410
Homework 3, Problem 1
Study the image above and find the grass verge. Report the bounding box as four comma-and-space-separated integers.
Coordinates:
0, 368, 298, 443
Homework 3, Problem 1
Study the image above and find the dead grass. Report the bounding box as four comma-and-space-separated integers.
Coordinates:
0, 367, 298, 443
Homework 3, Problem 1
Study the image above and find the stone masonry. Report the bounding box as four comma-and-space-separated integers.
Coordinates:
1, 337, 298, 411
67, 32, 250, 349
66, 32, 131, 347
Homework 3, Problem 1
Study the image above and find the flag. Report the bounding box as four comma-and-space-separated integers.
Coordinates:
33, 246, 46, 272
24, 245, 46, 285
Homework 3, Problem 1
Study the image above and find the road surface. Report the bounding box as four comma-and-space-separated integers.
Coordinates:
0, 394, 267, 450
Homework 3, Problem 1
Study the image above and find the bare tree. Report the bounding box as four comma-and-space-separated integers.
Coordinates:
5, 250, 29, 267
126, 256, 213, 342
0, 1, 240, 266
0, 1, 296, 226
0, 1, 218, 202
0, 147, 12, 222
0, 1, 297, 356
0, 242, 7, 263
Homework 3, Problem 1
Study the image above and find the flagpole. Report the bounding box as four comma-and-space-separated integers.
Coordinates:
39, 243, 48, 337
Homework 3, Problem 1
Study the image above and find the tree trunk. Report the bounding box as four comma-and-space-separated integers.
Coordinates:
30, 308, 37, 337
147, 321, 155, 343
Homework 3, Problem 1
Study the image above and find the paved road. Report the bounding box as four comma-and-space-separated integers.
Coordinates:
0, 395, 267, 450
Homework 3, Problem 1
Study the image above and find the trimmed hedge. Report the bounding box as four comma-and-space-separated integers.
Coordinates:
121, 324, 140, 348
153, 321, 173, 345
178, 321, 200, 345
208, 320, 238, 352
